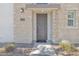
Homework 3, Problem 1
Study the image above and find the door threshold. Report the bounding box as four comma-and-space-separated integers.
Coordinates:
34, 42, 49, 47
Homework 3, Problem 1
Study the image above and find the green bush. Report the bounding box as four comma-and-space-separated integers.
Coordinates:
59, 40, 77, 52
5, 43, 16, 52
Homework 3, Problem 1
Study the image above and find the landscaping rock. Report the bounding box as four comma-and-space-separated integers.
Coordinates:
30, 44, 57, 56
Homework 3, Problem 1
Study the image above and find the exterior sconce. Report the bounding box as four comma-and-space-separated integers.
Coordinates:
20, 8, 25, 21
20, 8, 24, 13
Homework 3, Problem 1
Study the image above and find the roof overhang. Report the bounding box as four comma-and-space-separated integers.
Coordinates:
26, 3, 60, 8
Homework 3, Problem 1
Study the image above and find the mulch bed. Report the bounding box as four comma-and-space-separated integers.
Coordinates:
58, 51, 79, 56
0, 46, 79, 56
0, 48, 37, 56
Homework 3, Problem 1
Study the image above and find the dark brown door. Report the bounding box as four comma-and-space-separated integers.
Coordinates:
36, 14, 47, 42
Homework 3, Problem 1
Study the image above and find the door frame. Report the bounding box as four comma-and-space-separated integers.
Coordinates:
33, 11, 52, 44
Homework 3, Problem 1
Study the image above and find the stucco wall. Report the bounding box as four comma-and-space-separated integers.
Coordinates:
14, 4, 32, 43
55, 4, 79, 43
14, 3, 79, 44
0, 3, 14, 42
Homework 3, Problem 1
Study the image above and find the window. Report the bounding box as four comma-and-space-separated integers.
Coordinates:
67, 10, 76, 27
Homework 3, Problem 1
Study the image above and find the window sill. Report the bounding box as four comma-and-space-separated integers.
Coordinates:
66, 26, 78, 29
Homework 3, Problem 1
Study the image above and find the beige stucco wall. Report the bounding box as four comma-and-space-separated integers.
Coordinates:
14, 4, 32, 43
14, 3, 79, 44
55, 4, 79, 43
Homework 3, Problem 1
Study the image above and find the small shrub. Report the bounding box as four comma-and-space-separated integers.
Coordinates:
5, 43, 16, 52
59, 40, 77, 52
0, 48, 6, 53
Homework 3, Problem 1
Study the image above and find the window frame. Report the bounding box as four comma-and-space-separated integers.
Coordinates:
67, 10, 76, 27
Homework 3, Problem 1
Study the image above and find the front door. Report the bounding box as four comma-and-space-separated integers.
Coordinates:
36, 14, 47, 43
